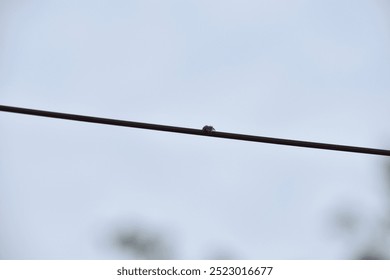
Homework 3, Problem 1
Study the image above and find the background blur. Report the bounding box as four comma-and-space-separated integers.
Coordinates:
1, 0, 390, 259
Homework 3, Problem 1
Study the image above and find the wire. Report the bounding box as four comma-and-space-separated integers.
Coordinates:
0, 104, 389, 157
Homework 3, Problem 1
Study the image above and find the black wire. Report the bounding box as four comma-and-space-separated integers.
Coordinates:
1, 104, 389, 157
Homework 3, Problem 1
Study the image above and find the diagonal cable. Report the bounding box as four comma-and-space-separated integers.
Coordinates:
1, 104, 389, 157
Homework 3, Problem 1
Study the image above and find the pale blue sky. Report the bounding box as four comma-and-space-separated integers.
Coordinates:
1, 0, 390, 259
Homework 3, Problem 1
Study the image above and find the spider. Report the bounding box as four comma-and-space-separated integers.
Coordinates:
202, 125, 215, 133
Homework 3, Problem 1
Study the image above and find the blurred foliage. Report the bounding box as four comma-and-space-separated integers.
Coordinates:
115, 226, 173, 260
354, 161, 390, 259
118, 160, 390, 260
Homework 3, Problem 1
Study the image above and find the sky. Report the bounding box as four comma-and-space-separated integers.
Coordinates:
1, 0, 390, 259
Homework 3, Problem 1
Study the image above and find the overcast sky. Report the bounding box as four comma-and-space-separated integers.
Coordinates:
1, 0, 390, 259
